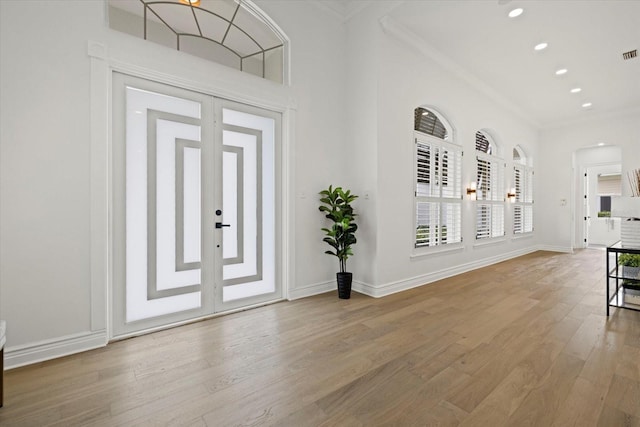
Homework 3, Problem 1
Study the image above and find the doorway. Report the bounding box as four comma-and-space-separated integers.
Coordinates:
112, 73, 282, 338
574, 146, 622, 249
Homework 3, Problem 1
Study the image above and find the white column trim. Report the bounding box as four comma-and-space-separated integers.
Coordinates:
89, 40, 109, 334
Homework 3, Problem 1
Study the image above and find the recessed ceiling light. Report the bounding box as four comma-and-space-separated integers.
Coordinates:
570, 88, 582, 93
508, 8, 524, 18
555, 68, 568, 75
422, 111, 429, 116
534, 42, 548, 51
598, 142, 605, 146
582, 102, 592, 108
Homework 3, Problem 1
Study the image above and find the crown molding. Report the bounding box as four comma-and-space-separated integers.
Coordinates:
540, 106, 640, 131
309, 0, 372, 23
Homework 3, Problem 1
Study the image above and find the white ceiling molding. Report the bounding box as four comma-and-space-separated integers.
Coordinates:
379, 15, 539, 129
309, 0, 372, 23
541, 106, 640, 131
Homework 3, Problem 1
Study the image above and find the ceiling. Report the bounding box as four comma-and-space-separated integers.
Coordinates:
382, 0, 640, 128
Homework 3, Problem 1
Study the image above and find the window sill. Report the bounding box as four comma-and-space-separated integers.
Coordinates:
411, 242, 465, 259
512, 232, 534, 240
473, 237, 507, 248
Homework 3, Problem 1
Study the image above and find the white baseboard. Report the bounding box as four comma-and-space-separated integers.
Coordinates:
537, 245, 573, 253
353, 247, 541, 298
5, 330, 108, 370
288, 280, 335, 300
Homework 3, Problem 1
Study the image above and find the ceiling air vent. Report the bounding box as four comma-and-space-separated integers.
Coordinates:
622, 49, 637, 60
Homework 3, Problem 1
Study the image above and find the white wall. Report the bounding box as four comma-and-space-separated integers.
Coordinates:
538, 111, 640, 251
0, 0, 102, 353
256, 1, 350, 296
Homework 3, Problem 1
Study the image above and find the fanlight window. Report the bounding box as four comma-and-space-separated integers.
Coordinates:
476, 131, 492, 154
108, 0, 286, 83
513, 146, 526, 165
414, 107, 449, 140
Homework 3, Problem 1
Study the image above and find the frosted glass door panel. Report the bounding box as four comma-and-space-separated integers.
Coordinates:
222, 108, 276, 302
125, 86, 203, 323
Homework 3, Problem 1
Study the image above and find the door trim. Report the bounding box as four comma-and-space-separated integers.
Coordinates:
103, 61, 293, 340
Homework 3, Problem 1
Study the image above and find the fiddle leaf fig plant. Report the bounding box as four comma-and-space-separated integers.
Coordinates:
319, 185, 358, 273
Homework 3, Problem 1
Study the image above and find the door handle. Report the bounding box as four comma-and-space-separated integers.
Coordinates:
216, 222, 231, 229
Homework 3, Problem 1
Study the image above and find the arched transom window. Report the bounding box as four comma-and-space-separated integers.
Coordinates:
108, 0, 287, 84
414, 107, 451, 141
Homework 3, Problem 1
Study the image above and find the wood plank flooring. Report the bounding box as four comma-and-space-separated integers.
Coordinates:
1, 249, 639, 426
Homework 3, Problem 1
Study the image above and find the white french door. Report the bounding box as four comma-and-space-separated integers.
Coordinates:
112, 73, 281, 338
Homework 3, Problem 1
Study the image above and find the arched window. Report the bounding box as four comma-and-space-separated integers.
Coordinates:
107, 0, 288, 84
414, 107, 461, 248
513, 146, 534, 234
414, 107, 451, 141
476, 130, 495, 154
475, 130, 504, 240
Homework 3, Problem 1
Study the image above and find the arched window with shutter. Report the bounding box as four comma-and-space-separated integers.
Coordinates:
513, 146, 534, 234
413, 107, 462, 249
475, 130, 504, 240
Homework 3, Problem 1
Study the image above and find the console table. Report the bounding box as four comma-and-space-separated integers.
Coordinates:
606, 241, 640, 315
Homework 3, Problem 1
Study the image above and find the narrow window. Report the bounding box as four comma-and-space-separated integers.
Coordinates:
414, 107, 461, 248
513, 146, 534, 234
475, 131, 504, 240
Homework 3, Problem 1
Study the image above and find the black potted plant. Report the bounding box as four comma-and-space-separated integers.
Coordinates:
319, 185, 358, 299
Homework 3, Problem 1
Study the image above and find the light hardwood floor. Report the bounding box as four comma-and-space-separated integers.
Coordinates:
1, 249, 639, 426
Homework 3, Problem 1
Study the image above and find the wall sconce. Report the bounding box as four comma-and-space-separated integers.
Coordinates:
466, 182, 477, 200
507, 188, 516, 202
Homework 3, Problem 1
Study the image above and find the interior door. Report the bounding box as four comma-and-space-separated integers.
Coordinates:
112, 73, 281, 338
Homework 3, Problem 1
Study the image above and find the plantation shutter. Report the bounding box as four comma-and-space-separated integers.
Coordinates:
514, 165, 533, 234
415, 135, 462, 248
416, 142, 433, 197
476, 154, 505, 239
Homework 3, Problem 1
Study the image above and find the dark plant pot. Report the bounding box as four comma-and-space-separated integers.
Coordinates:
336, 272, 352, 299
623, 266, 640, 280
